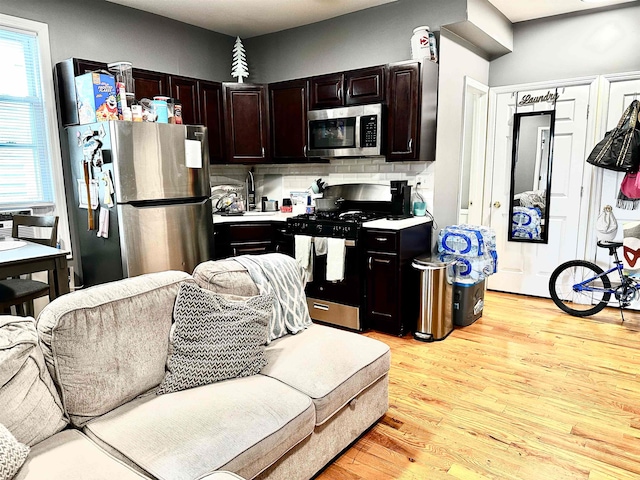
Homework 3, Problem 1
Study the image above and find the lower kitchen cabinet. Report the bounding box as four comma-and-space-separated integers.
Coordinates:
364, 223, 432, 336
213, 221, 292, 259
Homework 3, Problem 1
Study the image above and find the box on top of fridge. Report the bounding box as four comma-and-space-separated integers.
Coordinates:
75, 72, 118, 124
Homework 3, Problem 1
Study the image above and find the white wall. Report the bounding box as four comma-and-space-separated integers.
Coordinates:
432, 31, 490, 238
489, 3, 640, 87
466, 0, 513, 52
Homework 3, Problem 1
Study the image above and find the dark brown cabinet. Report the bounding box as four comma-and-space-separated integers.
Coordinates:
269, 79, 308, 162
309, 73, 344, 110
387, 60, 438, 162
74, 59, 107, 75
345, 66, 385, 106
386, 62, 421, 161
198, 80, 225, 163
364, 223, 431, 336
223, 83, 270, 164
169, 75, 198, 125
132, 69, 169, 100
213, 222, 292, 259
310, 66, 385, 110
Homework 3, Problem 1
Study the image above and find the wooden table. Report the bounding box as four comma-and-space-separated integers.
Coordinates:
0, 240, 70, 300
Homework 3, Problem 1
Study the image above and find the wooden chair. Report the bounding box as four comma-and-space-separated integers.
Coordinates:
0, 215, 59, 316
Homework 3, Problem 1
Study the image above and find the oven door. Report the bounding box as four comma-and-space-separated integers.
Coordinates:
305, 238, 364, 329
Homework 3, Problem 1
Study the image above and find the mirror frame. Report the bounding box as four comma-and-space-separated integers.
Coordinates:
507, 109, 555, 244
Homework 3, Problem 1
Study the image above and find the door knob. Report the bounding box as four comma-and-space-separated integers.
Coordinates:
493, 201, 501, 208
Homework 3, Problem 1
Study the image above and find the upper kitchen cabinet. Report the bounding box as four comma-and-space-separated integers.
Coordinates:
132, 68, 169, 100
269, 79, 309, 162
386, 60, 438, 162
309, 73, 344, 110
345, 66, 385, 106
223, 83, 270, 164
309, 66, 385, 110
74, 59, 108, 75
198, 80, 225, 164
168, 75, 198, 125
386, 62, 420, 161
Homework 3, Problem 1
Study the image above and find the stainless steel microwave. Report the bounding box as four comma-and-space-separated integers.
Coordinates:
307, 104, 382, 158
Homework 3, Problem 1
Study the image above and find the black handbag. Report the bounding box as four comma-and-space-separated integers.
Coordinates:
586, 100, 640, 172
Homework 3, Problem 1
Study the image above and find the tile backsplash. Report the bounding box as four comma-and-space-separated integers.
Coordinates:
210, 157, 435, 211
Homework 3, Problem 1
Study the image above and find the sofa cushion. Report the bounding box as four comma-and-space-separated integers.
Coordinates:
262, 324, 390, 425
13, 429, 148, 480
200, 473, 246, 480
0, 423, 29, 480
234, 254, 312, 342
84, 375, 315, 480
157, 283, 272, 394
37, 271, 192, 426
193, 259, 259, 297
0, 316, 67, 446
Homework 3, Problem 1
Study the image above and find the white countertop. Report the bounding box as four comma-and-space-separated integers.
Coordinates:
362, 216, 432, 230
213, 211, 294, 223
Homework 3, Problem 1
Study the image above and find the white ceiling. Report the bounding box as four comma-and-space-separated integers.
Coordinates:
105, 0, 638, 38
486, 0, 637, 23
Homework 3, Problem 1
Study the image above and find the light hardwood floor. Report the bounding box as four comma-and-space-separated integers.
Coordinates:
317, 291, 640, 479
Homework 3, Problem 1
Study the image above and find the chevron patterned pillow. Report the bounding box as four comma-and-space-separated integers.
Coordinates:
0, 423, 29, 480
157, 283, 273, 395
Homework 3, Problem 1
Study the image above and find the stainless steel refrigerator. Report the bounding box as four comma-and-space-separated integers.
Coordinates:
64, 121, 214, 287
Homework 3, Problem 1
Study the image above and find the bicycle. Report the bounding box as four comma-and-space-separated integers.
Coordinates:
548, 240, 640, 321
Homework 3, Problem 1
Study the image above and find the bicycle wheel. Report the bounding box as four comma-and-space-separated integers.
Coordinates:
549, 260, 611, 317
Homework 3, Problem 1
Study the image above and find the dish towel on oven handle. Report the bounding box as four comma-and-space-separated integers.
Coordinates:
294, 234, 313, 282
623, 222, 640, 275
235, 253, 312, 340
314, 236, 328, 256
326, 238, 346, 282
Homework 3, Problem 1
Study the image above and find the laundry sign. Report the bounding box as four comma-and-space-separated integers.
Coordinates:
518, 91, 560, 106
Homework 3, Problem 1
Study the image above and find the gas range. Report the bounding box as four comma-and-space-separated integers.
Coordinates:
286, 210, 383, 239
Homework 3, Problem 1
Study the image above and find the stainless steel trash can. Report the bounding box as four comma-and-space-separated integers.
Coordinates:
412, 255, 455, 342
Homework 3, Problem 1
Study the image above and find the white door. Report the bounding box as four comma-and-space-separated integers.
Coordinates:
592, 74, 640, 308
459, 77, 489, 225
487, 81, 596, 296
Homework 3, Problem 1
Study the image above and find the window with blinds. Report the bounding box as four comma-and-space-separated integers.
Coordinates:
0, 27, 53, 206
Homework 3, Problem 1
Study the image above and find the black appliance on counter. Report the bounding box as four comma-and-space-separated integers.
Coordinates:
286, 183, 418, 332
389, 180, 412, 220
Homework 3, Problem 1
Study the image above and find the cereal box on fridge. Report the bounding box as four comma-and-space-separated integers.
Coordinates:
75, 72, 118, 124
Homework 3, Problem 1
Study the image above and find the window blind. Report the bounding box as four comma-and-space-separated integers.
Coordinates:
0, 27, 53, 206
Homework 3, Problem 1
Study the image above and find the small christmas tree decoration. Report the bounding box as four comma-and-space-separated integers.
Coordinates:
231, 36, 249, 83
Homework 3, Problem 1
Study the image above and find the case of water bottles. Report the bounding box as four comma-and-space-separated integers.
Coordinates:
436, 224, 497, 326
437, 224, 498, 286
512, 206, 542, 240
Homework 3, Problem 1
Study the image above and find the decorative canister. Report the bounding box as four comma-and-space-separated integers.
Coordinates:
152, 99, 168, 123
411, 26, 431, 61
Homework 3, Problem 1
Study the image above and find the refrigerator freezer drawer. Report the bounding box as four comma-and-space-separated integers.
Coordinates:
117, 199, 214, 278
110, 122, 210, 202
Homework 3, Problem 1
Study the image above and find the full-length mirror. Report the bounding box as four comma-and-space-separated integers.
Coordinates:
508, 110, 555, 243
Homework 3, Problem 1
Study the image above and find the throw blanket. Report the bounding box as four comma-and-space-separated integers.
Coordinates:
235, 253, 312, 342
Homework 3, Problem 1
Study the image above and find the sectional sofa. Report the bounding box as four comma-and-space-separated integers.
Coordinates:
0, 255, 390, 480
